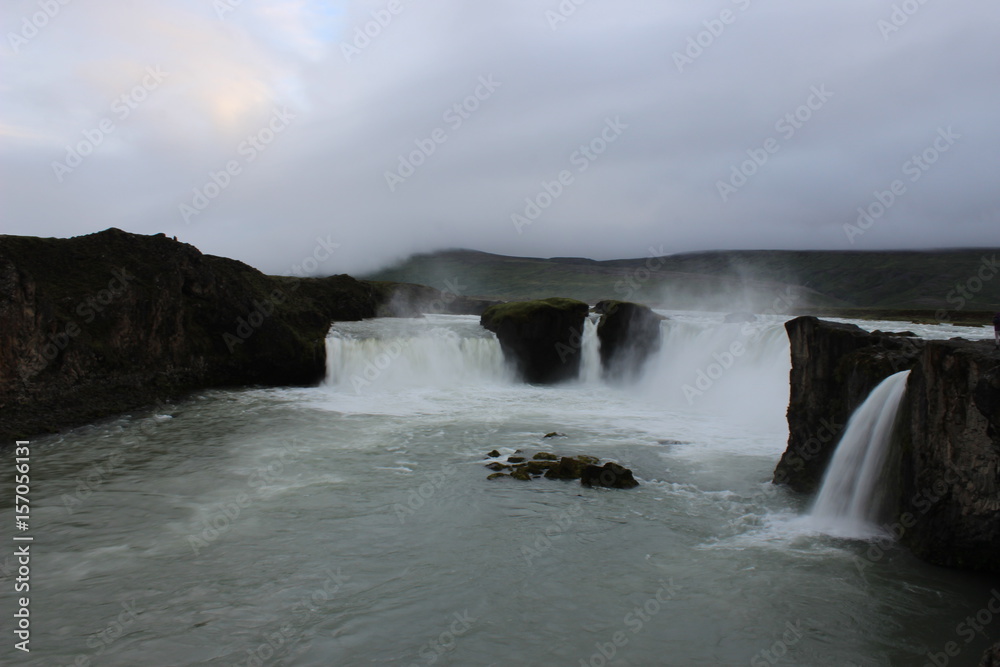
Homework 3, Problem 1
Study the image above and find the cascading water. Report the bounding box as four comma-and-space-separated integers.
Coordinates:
325, 315, 510, 391
578, 315, 601, 384
636, 314, 793, 432
810, 370, 911, 537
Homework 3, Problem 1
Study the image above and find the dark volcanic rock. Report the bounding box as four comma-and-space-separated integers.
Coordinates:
0, 228, 381, 441
594, 300, 664, 380
544, 456, 587, 480
581, 462, 639, 489
774, 316, 1000, 572
773, 316, 922, 493
480, 298, 589, 383
981, 641, 1000, 667
896, 339, 1000, 571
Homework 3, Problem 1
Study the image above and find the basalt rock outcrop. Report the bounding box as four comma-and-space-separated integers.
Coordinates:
773, 316, 922, 493
0, 229, 456, 442
775, 316, 1000, 571
896, 338, 1000, 570
593, 300, 664, 380
480, 298, 590, 383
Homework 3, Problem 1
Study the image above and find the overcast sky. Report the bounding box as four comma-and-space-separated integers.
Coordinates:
2, 0, 998, 276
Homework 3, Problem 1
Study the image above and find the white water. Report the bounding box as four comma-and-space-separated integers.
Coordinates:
8, 314, 996, 666
325, 315, 510, 392
579, 315, 601, 384
638, 313, 793, 433
810, 370, 911, 538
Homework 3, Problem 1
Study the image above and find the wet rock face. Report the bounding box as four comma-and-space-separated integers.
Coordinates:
897, 340, 1000, 571
580, 462, 639, 489
773, 316, 922, 493
594, 300, 664, 381
0, 228, 381, 441
480, 298, 590, 384
774, 316, 1000, 572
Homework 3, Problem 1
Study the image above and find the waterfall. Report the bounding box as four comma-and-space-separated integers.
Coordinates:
810, 370, 911, 536
636, 316, 792, 432
324, 316, 510, 392
579, 315, 601, 384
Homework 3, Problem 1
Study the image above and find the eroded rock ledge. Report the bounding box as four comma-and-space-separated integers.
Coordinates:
774, 316, 1000, 571
0, 229, 485, 441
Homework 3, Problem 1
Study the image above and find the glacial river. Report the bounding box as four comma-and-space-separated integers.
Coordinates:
2, 313, 997, 666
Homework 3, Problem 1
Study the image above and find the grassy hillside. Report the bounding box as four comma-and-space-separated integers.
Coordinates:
364, 248, 1000, 319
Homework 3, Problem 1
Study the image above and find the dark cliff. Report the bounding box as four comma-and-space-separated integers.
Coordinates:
897, 339, 1000, 570
480, 298, 590, 383
773, 317, 922, 492
0, 229, 382, 441
594, 300, 664, 380
775, 316, 1000, 571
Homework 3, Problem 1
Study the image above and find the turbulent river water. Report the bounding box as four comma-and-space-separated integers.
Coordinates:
3, 312, 998, 666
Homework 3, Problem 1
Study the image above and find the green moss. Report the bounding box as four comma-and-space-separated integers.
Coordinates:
481, 298, 589, 327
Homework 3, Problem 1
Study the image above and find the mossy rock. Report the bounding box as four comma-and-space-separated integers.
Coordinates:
480, 297, 589, 384
507, 456, 526, 464
523, 460, 557, 475
533, 452, 558, 461
544, 456, 587, 480
510, 468, 532, 481
481, 297, 589, 326
486, 462, 511, 472
486, 449, 500, 458
487, 472, 509, 481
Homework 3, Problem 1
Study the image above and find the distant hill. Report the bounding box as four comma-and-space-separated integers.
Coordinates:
364, 248, 1000, 317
